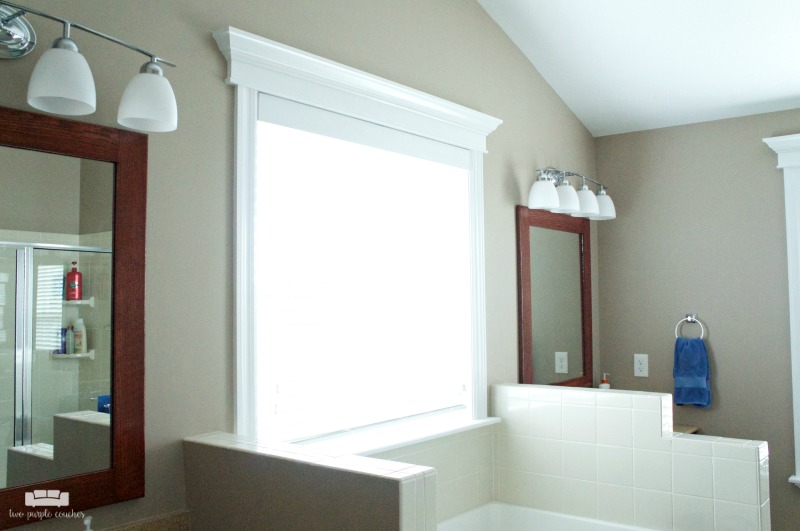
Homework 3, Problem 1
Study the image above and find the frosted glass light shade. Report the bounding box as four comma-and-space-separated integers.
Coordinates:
551, 183, 579, 213
528, 179, 559, 210
572, 186, 600, 217
117, 72, 178, 132
591, 192, 616, 220
27, 47, 96, 116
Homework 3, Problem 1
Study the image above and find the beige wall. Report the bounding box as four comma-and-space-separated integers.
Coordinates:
0, 146, 80, 234
595, 109, 800, 529
0, 148, 112, 237
79, 159, 114, 235
0, 1, 593, 528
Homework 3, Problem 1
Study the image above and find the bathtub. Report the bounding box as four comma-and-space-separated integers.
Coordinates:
438, 503, 650, 531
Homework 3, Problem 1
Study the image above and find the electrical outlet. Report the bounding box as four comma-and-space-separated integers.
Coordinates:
634, 353, 649, 377
555, 352, 568, 374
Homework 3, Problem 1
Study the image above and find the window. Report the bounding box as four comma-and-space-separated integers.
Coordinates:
214, 27, 502, 444
255, 100, 473, 441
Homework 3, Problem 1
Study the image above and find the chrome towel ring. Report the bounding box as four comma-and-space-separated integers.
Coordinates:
675, 313, 705, 339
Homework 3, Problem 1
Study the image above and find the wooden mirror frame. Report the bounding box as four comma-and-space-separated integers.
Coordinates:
516, 205, 592, 387
0, 106, 145, 528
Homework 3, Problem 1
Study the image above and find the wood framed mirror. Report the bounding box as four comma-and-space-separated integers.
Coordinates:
0, 106, 145, 528
516, 205, 592, 387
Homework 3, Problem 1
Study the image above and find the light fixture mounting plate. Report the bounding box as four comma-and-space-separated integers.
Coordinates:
0, 5, 35, 59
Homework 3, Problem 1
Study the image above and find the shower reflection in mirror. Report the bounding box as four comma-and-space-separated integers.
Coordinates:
0, 145, 112, 488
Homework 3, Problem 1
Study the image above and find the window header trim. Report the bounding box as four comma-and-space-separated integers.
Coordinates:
213, 27, 502, 153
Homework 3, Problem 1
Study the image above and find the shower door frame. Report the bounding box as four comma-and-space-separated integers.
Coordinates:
12, 245, 32, 448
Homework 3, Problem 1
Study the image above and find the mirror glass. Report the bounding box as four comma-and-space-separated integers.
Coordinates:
529, 227, 582, 383
0, 146, 113, 488
516, 206, 592, 387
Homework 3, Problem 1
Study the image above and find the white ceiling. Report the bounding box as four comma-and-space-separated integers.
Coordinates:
478, 0, 800, 137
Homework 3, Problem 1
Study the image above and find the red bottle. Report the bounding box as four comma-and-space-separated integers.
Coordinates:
66, 262, 82, 301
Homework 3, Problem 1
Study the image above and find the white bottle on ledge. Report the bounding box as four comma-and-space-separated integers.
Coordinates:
73, 318, 88, 354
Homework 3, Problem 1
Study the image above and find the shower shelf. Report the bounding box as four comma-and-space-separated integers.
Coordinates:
51, 350, 95, 361
63, 297, 95, 308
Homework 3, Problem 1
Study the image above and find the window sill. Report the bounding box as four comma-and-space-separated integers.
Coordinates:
294, 413, 501, 457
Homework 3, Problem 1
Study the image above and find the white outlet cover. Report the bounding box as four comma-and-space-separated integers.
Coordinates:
634, 353, 649, 377
555, 351, 568, 374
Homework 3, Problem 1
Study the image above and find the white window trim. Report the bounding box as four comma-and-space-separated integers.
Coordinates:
213, 27, 502, 439
764, 134, 800, 488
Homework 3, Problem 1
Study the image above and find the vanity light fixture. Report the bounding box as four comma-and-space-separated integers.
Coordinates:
528, 167, 616, 220
591, 185, 617, 220
551, 173, 580, 214
0, 0, 177, 132
572, 177, 600, 218
527, 167, 560, 210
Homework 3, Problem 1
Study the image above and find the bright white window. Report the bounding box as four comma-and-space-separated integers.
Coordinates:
255, 112, 471, 441
213, 27, 501, 444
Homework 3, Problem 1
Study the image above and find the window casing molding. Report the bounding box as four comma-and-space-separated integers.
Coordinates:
764, 133, 800, 487
213, 27, 502, 438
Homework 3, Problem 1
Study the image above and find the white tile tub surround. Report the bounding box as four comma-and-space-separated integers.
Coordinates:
371, 425, 495, 523
182, 388, 768, 530
183, 432, 437, 531
491, 384, 771, 531
439, 501, 653, 531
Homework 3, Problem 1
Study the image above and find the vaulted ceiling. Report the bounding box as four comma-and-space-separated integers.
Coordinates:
478, 0, 800, 136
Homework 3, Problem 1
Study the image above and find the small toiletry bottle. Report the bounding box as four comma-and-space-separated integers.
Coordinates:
66, 326, 75, 354
65, 261, 82, 300
599, 373, 611, 389
73, 318, 87, 354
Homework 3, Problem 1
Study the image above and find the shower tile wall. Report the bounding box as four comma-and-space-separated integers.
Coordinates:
30, 245, 112, 445
38, 250, 113, 416
74, 249, 112, 411
492, 384, 771, 531
32, 249, 80, 444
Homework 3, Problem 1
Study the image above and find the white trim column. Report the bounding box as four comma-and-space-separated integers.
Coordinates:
764, 133, 800, 487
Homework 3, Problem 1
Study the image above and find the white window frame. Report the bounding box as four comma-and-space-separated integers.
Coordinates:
213, 27, 502, 439
764, 134, 800, 487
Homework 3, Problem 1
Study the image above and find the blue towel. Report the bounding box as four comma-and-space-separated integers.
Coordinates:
673, 337, 711, 408
97, 394, 111, 414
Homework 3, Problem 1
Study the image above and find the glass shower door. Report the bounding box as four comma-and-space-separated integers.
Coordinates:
31, 248, 112, 446
0, 244, 112, 489
0, 246, 20, 489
